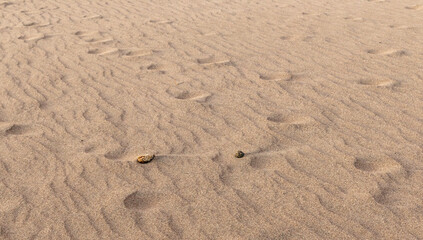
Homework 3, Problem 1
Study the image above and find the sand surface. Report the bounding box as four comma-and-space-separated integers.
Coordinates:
1, 0, 423, 239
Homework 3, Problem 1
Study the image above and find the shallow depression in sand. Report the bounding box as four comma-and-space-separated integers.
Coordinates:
353, 157, 402, 173
267, 114, 313, 125
196, 56, 231, 67
166, 88, 211, 102
1, 123, 32, 136
367, 49, 408, 57
259, 72, 293, 81
123, 191, 162, 210
249, 156, 279, 169
358, 79, 396, 87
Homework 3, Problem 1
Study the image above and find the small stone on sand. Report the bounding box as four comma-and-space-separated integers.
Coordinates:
137, 154, 155, 164
235, 151, 245, 158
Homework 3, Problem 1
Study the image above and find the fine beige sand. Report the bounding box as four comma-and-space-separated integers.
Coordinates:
1, 0, 423, 239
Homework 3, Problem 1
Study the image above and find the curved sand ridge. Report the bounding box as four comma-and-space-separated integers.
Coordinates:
1, 0, 423, 239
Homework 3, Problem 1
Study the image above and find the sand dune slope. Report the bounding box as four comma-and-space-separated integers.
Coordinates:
1, 0, 423, 239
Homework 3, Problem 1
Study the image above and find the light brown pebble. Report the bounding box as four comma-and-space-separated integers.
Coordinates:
137, 154, 155, 164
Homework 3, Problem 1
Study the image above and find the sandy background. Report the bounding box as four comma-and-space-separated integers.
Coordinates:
1, 0, 423, 239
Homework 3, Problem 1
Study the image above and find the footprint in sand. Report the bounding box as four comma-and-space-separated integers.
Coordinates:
0, 123, 32, 136
166, 86, 212, 102
0, 191, 23, 213
22, 22, 50, 28
248, 151, 296, 170
0, 1, 12, 7
372, 187, 417, 206
201, 31, 219, 37
267, 114, 317, 137
280, 36, 293, 40
167, 89, 212, 102
389, 25, 412, 30
354, 156, 409, 206
84, 38, 113, 44
22, 21, 37, 27
353, 156, 403, 174
141, 64, 166, 74
88, 48, 152, 58
75, 31, 98, 37
367, 49, 408, 57
406, 5, 423, 10
104, 147, 126, 160
88, 48, 119, 56
124, 191, 163, 210
218, 166, 243, 187
146, 64, 159, 70
267, 113, 315, 130
259, 72, 294, 81
82, 15, 103, 20
249, 156, 282, 170
83, 145, 95, 153
373, 188, 396, 205
196, 56, 232, 67
18, 33, 51, 42
149, 19, 173, 24
120, 48, 153, 58
344, 16, 364, 22
75, 31, 113, 44
357, 79, 396, 87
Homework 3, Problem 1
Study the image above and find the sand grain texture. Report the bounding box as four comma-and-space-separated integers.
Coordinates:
1, 0, 423, 239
